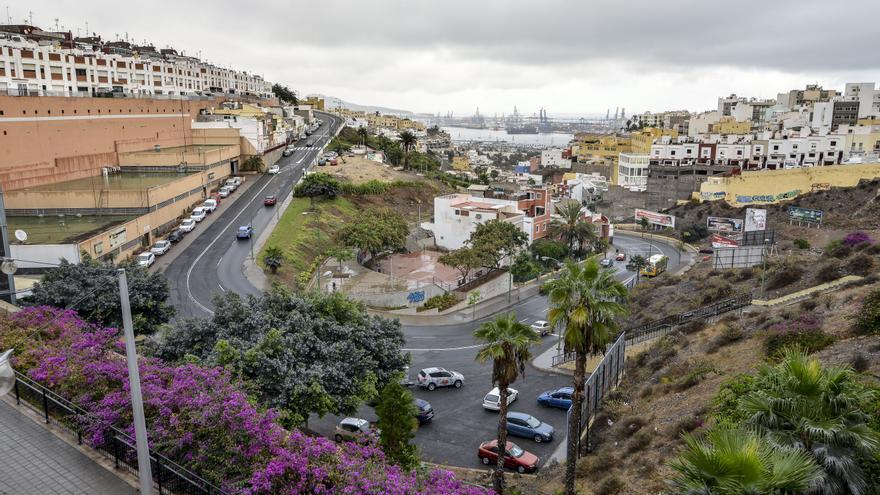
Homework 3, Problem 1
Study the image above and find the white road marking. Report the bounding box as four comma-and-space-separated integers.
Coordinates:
520, 317, 529, 322
218, 283, 226, 292
402, 344, 483, 352
217, 257, 223, 266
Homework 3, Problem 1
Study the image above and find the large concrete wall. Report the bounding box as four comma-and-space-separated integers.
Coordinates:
697, 162, 880, 206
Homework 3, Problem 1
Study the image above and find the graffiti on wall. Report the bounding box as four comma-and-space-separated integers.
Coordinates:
700, 191, 726, 201
407, 290, 426, 304
736, 189, 801, 204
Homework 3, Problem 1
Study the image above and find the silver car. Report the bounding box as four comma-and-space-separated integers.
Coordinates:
417, 367, 464, 391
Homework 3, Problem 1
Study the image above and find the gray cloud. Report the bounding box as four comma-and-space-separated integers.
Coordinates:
20, 0, 880, 113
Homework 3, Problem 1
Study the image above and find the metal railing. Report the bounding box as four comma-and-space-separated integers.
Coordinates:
11, 372, 226, 495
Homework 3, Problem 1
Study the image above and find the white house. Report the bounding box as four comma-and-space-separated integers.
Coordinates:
541, 148, 570, 168
617, 153, 650, 191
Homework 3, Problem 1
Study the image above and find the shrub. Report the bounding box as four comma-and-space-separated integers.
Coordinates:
673, 415, 704, 437
714, 323, 744, 347
865, 243, 880, 255
764, 313, 834, 358
712, 374, 757, 427
576, 454, 615, 478
418, 292, 458, 312
825, 239, 852, 259
847, 253, 875, 276
626, 430, 653, 453
766, 259, 804, 290
680, 319, 707, 335
851, 353, 870, 372
800, 298, 818, 311
843, 231, 873, 248
793, 238, 811, 250
596, 476, 625, 495
676, 359, 717, 391
851, 288, 880, 336
737, 267, 754, 281
815, 260, 842, 283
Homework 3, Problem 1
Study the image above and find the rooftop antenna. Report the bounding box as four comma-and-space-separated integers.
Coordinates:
6, 6, 10, 24
28, 10, 33, 26
54, 18, 59, 31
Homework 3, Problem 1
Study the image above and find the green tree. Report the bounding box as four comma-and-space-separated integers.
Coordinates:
852, 288, 880, 335
326, 245, 354, 272
356, 127, 369, 147
375, 380, 419, 470
740, 350, 880, 494
638, 216, 650, 237
670, 427, 822, 495
262, 246, 285, 274
293, 172, 340, 208
530, 238, 569, 266
550, 201, 597, 257
438, 247, 485, 282
271, 83, 298, 104
155, 288, 407, 428
545, 259, 628, 495
241, 155, 265, 172
509, 252, 540, 284
474, 313, 540, 493
627, 254, 648, 282
24, 255, 174, 335
398, 130, 417, 169
468, 219, 529, 270
338, 207, 408, 258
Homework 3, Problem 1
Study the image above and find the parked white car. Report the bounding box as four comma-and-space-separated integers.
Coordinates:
417, 367, 464, 391
202, 199, 218, 212
531, 320, 552, 336
179, 218, 196, 232
217, 187, 231, 198
224, 179, 238, 191
268, 165, 280, 175
231, 176, 243, 187
136, 252, 155, 268
150, 240, 171, 256
190, 207, 207, 223
483, 387, 519, 411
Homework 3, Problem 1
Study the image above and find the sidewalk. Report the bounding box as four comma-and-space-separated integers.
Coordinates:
0, 399, 135, 494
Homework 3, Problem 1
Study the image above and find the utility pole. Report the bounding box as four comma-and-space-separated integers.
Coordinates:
117, 270, 153, 495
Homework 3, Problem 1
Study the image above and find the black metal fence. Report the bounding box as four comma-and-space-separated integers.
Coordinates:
566, 332, 626, 458
11, 372, 226, 495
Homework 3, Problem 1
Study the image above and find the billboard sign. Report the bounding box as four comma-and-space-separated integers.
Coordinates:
634, 209, 675, 228
711, 234, 739, 248
788, 206, 823, 223
744, 208, 767, 232
707, 216, 744, 233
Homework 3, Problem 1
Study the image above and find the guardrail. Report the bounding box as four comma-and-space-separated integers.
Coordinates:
11, 372, 225, 495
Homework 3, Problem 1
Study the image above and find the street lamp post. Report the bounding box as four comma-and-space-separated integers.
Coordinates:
760, 238, 771, 299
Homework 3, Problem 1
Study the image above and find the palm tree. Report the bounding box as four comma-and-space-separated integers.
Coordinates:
670, 427, 822, 495
740, 350, 880, 494
474, 313, 541, 494
545, 259, 628, 495
550, 201, 597, 258
357, 127, 369, 148
627, 254, 648, 283
262, 246, 284, 274
398, 130, 417, 169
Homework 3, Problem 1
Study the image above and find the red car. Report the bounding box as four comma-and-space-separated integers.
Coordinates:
263, 195, 277, 206
477, 440, 539, 473
615, 252, 626, 261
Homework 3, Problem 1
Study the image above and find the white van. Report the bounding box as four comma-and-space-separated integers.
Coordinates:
202, 199, 218, 212
191, 207, 207, 222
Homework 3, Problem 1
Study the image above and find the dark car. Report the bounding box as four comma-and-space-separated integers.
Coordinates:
600, 258, 613, 268
699, 248, 714, 254
415, 398, 434, 424
477, 440, 539, 474
537, 387, 573, 410
167, 229, 185, 243
506, 411, 554, 443
264, 195, 277, 206
305, 140, 314, 147
236, 225, 253, 239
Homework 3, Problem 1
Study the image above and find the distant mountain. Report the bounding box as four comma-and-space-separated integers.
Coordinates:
310, 94, 414, 116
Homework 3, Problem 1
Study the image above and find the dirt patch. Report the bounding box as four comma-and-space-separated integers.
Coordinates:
326, 155, 416, 184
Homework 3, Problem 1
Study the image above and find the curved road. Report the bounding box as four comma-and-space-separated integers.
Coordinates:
161, 124, 685, 468
164, 111, 344, 318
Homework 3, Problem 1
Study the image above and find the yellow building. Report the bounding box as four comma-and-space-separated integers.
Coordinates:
301, 96, 325, 110
452, 156, 471, 171
846, 130, 880, 155
396, 118, 426, 132
696, 162, 880, 206
630, 127, 678, 153
572, 133, 631, 162
709, 117, 752, 135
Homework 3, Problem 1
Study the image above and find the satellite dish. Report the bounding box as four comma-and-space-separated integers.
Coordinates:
14, 230, 27, 242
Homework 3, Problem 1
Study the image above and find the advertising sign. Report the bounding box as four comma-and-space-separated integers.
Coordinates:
108, 227, 127, 249
707, 216, 744, 233
788, 207, 824, 223
634, 209, 675, 228
744, 208, 767, 232
711, 234, 739, 248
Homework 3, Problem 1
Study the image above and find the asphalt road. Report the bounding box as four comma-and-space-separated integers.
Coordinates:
311, 233, 683, 469
162, 111, 344, 318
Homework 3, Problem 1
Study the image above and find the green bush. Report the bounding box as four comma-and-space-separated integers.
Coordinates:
852, 288, 880, 336
339, 180, 423, 196
847, 253, 875, 276
825, 239, 852, 258
764, 313, 834, 358
815, 260, 842, 283
596, 476, 625, 495
712, 374, 757, 427
418, 292, 458, 312
793, 238, 811, 249
766, 259, 804, 290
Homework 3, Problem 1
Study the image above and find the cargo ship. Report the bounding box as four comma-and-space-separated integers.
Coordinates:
506, 125, 539, 134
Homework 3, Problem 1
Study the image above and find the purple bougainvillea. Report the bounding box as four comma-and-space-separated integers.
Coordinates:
1, 307, 491, 495
842, 231, 873, 247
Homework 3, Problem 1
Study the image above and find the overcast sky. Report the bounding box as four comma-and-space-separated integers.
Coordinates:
18, 0, 880, 116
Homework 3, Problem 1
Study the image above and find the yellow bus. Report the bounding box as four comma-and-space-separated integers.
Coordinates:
640, 254, 668, 277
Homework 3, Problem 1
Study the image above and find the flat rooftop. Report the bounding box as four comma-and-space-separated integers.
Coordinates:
128, 144, 232, 153
8, 214, 135, 244
16, 172, 195, 193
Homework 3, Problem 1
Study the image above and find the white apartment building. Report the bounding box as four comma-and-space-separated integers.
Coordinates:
844, 82, 880, 118
633, 111, 664, 128
617, 153, 650, 191
0, 35, 272, 97
541, 148, 569, 168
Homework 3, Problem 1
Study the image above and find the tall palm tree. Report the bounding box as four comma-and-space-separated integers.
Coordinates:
398, 130, 417, 169
357, 127, 369, 148
740, 350, 880, 494
550, 201, 597, 258
670, 427, 822, 495
474, 313, 541, 494
545, 259, 628, 495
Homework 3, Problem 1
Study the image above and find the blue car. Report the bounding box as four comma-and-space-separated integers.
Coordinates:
236, 225, 253, 239
537, 387, 573, 410
415, 398, 434, 424
506, 411, 554, 443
